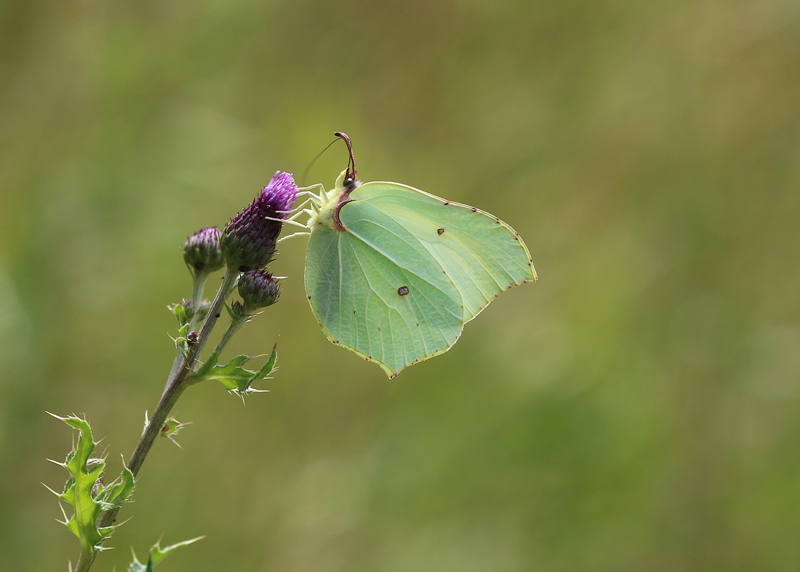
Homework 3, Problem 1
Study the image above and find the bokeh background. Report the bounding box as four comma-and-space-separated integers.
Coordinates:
1, 0, 799, 570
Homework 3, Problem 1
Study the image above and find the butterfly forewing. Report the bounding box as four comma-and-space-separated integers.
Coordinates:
305, 200, 463, 377
351, 182, 536, 322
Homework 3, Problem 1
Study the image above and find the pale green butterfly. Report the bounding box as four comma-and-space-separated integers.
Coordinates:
292, 133, 536, 378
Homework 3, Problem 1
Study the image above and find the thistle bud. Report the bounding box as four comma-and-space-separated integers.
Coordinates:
238, 269, 281, 310
229, 301, 250, 319
169, 299, 195, 326
183, 227, 225, 278
220, 171, 297, 272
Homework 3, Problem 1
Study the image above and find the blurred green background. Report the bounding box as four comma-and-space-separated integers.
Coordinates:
1, 0, 799, 570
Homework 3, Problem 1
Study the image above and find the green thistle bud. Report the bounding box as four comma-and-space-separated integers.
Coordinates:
238, 269, 281, 310
182, 227, 225, 278
169, 299, 195, 326
229, 301, 250, 319
220, 172, 297, 272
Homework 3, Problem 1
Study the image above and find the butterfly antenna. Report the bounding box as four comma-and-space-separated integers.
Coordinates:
334, 132, 357, 183
301, 137, 340, 186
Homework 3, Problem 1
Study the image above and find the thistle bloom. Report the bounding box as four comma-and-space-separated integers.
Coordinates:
238, 269, 281, 310
220, 171, 297, 272
182, 226, 225, 278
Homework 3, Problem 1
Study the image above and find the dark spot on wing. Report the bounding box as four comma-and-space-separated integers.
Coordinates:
443, 202, 449, 206
437, 228, 445, 235
398, 286, 409, 296
471, 207, 477, 212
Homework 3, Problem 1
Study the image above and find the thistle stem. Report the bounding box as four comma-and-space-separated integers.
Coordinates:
133, 268, 236, 476
213, 314, 249, 356
166, 272, 213, 385
76, 269, 238, 572
191, 272, 210, 310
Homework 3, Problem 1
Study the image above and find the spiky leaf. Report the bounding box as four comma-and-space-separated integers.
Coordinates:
98, 467, 135, 509
190, 344, 277, 395
160, 417, 190, 448
171, 323, 191, 358
129, 536, 204, 572
50, 414, 135, 565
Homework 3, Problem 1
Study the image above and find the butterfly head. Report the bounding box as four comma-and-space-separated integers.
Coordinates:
334, 132, 359, 192
306, 133, 360, 233
333, 168, 360, 194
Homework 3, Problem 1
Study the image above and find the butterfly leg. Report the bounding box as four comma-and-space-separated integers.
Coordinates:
262, 215, 308, 228
295, 183, 326, 203
296, 183, 326, 194
284, 207, 312, 222
277, 197, 314, 215
277, 231, 311, 243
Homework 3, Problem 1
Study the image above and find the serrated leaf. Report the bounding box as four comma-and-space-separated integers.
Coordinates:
150, 537, 204, 566
189, 344, 277, 395
128, 553, 151, 572
129, 536, 204, 572
98, 467, 135, 509
55, 416, 108, 555
160, 417, 185, 438
160, 417, 191, 448
51, 414, 136, 564
171, 323, 191, 358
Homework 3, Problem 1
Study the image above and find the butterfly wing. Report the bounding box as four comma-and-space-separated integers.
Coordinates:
351, 182, 536, 322
305, 199, 464, 377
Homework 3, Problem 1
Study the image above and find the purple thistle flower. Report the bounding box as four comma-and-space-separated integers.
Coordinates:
183, 226, 225, 277
220, 171, 298, 272
238, 269, 281, 310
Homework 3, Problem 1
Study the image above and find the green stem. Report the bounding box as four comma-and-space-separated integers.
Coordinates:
214, 314, 249, 356
192, 268, 238, 358
75, 545, 93, 572
75, 268, 238, 572
166, 272, 212, 385
191, 272, 209, 309
188, 271, 212, 331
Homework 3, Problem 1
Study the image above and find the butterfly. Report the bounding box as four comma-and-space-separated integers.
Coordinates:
293, 133, 536, 378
